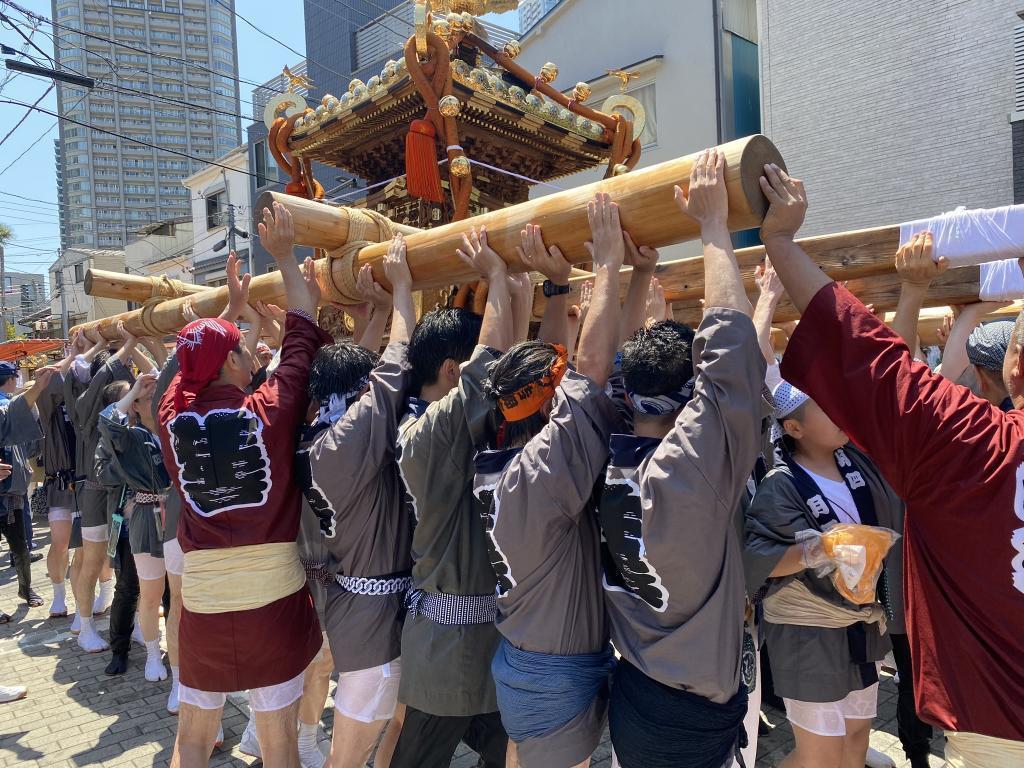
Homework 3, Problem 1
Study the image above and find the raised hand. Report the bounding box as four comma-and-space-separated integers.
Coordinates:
456, 225, 507, 280
895, 231, 948, 288
116, 320, 138, 348
674, 148, 729, 230
258, 201, 295, 262
302, 257, 321, 308
516, 224, 571, 284
759, 163, 807, 243
181, 298, 200, 323
357, 263, 393, 311
383, 234, 412, 294
624, 233, 658, 273
584, 192, 625, 271
220, 251, 252, 321
646, 277, 667, 324
755, 258, 785, 303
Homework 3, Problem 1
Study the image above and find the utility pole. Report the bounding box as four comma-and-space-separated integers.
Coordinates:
221, 169, 239, 270
0, 241, 7, 340
56, 256, 68, 340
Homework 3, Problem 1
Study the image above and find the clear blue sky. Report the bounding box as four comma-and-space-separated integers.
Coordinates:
0, 1, 518, 275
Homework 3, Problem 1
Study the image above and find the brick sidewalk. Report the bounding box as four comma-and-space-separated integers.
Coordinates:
0, 532, 946, 767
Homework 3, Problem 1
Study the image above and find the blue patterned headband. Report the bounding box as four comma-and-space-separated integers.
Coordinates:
627, 378, 695, 416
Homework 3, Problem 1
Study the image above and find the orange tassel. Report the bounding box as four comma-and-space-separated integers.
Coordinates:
406, 119, 444, 203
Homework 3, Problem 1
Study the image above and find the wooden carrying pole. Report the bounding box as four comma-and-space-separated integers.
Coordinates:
532, 224, 902, 317
671, 267, 982, 327
84, 269, 209, 303
71, 134, 784, 339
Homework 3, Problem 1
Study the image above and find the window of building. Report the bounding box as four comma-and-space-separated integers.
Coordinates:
74, 263, 84, 283
205, 190, 225, 228
254, 139, 279, 188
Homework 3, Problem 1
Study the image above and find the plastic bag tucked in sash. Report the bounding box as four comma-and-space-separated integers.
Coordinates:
797, 523, 900, 605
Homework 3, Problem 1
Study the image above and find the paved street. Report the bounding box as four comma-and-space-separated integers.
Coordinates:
1, 532, 946, 767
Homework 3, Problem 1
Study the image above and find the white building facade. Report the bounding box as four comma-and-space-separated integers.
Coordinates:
181, 145, 251, 287
518, 0, 760, 259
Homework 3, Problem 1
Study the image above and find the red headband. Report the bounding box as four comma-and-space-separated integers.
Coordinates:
173, 318, 241, 410
497, 344, 569, 422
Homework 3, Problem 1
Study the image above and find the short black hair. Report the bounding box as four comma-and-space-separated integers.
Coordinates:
308, 342, 379, 402
102, 380, 129, 406
408, 308, 482, 395
90, 350, 113, 379
484, 340, 560, 448
620, 320, 696, 398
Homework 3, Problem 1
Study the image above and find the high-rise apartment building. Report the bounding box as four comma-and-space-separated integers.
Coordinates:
518, 0, 558, 32
51, 0, 242, 250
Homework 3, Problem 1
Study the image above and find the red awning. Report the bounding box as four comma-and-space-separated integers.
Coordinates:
0, 340, 66, 362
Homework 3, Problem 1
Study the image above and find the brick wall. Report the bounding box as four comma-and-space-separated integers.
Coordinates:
760, 0, 1019, 236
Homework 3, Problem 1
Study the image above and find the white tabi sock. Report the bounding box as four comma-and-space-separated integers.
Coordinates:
145, 638, 161, 658
297, 721, 318, 750
171, 665, 180, 686
52, 582, 66, 602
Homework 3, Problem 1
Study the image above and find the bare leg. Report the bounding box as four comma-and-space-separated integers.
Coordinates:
254, 699, 301, 768
170, 702, 223, 768
46, 518, 71, 615
840, 718, 871, 768
299, 637, 333, 725
373, 703, 405, 768
329, 714, 389, 768
137, 574, 163, 642
47, 519, 71, 584
779, 723, 843, 768
166, 572, 181, 667
73, 539, 109, 651
73, 539, 105, 620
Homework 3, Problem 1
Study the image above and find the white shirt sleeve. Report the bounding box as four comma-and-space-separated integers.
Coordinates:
72, 354, 91, 383
765, 361, 783, 392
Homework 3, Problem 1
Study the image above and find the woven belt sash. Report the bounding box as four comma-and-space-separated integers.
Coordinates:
182, 541, 306, 615
132, 492, 167, 505
763, 579, 887, 634
406, 589, 497, 625
336, 574, 413, 596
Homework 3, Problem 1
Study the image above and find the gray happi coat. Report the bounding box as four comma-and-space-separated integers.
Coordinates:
397, 344, 501, 717
596, 308, 766, 704
306, 341, 415, 673
35, 372, 76, 508
744, 443, 904, 703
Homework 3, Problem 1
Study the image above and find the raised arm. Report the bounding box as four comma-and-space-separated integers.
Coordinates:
675, 148, 752, 315
577, 192, 626, 386
217, 251, 252, 322
456, 226, 511, 352
507, 272, 534, 344
565, 280, 591, 361
383, 234, 415, 345
517, 223, 572, 347
258, 201, 317, 318
20, 366, 58, 411
753, 259, 785, 366
757, 163, 830, 313
139, 336, 168, 371
356, 262, 394, 353
891, 232, 948, 353
619, 234, 658, 342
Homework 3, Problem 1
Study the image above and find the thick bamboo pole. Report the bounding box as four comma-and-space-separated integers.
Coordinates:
84, 269, 208, 302
348, 134, 784, 293
71, 135, 784, 339
251, 192, 421, 249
